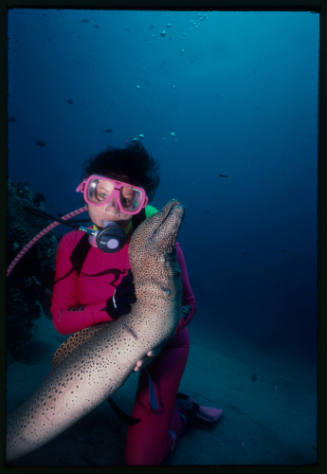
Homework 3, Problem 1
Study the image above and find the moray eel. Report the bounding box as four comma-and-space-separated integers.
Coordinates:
6, 199, 185, 462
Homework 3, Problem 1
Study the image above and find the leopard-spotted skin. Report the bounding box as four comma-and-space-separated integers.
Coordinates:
7, 199, 184, 462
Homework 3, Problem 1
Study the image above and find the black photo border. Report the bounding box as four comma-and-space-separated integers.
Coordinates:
1, 1, 326, 473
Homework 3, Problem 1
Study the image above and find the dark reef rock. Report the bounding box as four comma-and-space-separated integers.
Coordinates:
7, 180, 58, 363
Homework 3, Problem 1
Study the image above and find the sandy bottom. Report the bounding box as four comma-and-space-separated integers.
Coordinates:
6, 312, 317, 466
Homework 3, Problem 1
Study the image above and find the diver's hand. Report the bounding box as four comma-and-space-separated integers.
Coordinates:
133, 344, 164, 372
133, 306, 193, 370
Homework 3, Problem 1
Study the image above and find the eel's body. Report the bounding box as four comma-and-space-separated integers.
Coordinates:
6, 199, 184, 462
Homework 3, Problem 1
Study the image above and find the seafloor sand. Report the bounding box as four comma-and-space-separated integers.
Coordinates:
6, 312, 317, 466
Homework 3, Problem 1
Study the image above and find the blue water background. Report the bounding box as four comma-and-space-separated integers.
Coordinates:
7, 9, 319, 363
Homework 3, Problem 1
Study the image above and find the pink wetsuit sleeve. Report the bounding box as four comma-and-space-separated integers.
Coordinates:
50, 232, 112, 335
175, 242, 196, 332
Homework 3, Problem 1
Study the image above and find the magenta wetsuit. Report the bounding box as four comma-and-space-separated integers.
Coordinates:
50, 218, 196, 465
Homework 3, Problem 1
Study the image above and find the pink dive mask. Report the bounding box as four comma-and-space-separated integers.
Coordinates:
76, 174, 148, 215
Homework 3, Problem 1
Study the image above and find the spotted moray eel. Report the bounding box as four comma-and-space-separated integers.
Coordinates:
6, 199, 184, 462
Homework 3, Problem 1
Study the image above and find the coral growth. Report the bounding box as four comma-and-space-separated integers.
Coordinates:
7, 179, 58, 362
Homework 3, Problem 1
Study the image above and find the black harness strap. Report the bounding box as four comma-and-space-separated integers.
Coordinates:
70, 233, 91, 276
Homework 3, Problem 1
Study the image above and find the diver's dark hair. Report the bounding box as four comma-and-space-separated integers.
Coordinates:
82, 141, 160, 202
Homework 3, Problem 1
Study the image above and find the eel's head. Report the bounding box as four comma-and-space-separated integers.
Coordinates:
129, 199, 185, 276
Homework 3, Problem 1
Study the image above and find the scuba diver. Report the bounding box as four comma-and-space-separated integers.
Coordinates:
10, 141, 223, 464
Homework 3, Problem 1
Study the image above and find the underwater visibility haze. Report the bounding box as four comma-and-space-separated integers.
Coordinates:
6, 9, 318, 466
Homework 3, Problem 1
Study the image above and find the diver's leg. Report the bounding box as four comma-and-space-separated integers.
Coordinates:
124, 327, 190, 465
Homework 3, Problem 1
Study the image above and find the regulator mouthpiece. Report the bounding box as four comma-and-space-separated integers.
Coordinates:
93, 220, 127, 253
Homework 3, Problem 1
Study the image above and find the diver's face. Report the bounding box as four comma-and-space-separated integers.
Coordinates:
87, 178, 135, 228
88, 198, 133, 228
